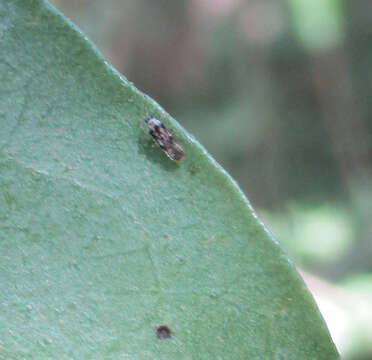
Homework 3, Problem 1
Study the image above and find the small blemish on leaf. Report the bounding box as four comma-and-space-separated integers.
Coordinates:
3, 191, 16, 208
156, 325, 171, 340
188, 164, 199, 175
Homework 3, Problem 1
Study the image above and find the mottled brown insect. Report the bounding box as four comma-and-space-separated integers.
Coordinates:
146, 117, 185, 161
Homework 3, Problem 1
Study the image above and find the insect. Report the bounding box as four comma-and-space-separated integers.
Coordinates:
146, 117, 185, 161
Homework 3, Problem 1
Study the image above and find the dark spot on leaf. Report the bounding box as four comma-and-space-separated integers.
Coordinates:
188, 164, 198, 175
156, 325, 171, 340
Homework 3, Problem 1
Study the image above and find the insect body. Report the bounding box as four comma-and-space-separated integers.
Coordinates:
146, 117, 185, 161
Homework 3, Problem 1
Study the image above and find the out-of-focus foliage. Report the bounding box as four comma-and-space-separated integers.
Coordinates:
288, 0, 344, 52
261, 205, 354, 265
50, 0, 372, 358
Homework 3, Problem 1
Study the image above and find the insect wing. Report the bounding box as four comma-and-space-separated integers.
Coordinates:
165, 142, 185, 161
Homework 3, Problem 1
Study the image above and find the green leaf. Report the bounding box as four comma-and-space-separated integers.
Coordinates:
0, 0, 339, 358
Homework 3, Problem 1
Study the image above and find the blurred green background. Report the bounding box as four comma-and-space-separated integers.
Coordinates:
50, 0, 372, 358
